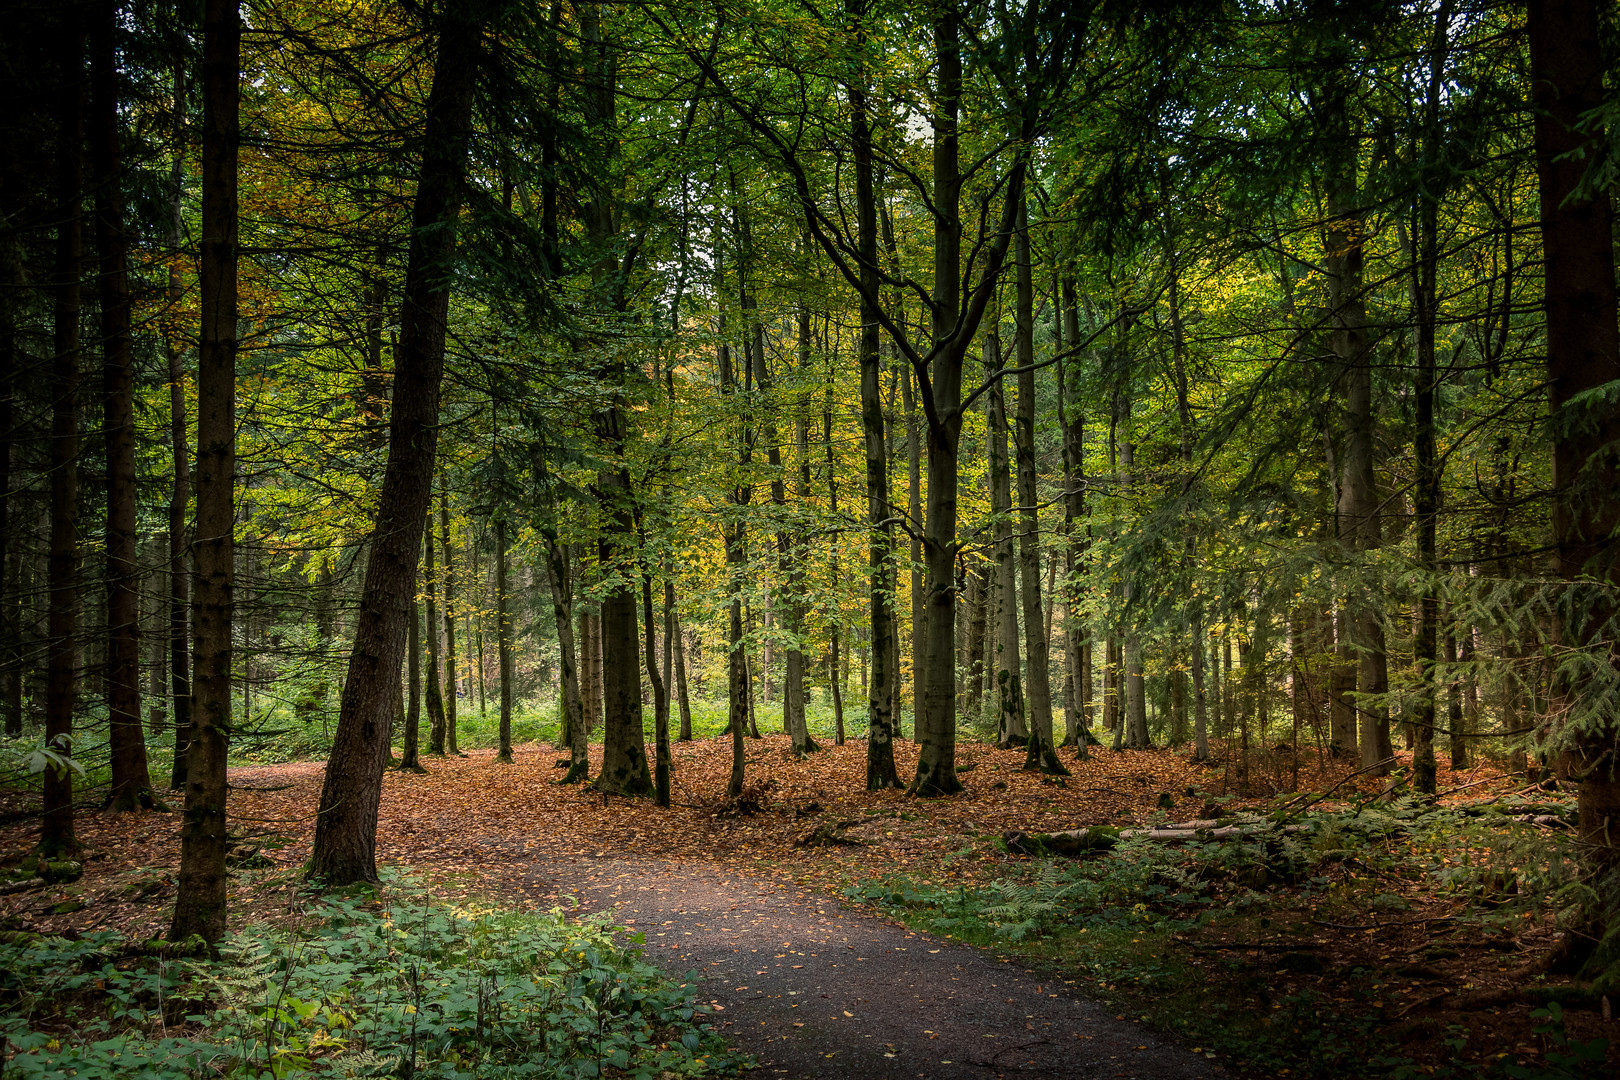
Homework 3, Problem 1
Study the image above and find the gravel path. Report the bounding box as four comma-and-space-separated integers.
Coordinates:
513, 847, 1227, 1080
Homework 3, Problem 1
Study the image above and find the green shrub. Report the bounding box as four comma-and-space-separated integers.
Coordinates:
0, 874, 738, 1079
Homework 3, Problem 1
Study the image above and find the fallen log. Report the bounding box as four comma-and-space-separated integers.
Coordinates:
1003, 821, 1307, 856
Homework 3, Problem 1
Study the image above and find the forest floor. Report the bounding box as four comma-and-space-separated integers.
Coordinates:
1, 734, 1613, 1078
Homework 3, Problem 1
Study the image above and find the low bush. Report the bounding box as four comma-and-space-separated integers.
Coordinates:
0, 874, 739, 1079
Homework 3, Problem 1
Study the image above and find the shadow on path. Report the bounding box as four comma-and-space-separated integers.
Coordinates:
509, 844, 1227, 1080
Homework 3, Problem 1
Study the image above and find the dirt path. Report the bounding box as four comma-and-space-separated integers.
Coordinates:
504, 843, 1226, 1080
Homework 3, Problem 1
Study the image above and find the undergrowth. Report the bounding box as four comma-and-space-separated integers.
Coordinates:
843, 796, 1612, 1078
0, 872, 742, 1079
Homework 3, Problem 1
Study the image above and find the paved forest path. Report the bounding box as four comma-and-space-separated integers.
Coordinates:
507, 843, 1228, 1080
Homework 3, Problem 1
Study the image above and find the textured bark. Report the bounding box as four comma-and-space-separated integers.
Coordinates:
962, 561, 987, 722
586, 605, 605, 738
1323, 79, 1392, 774
986, 326, 1027, 750
90, 1, 151, 810
0, 103, 17, 739
672, 604, 693, 740
849, 9, 899, 789
307, 2, 482, 886
1015, 206, 1064, 774
424, 506, 445, 756
642, 573, 671, 807
1117, 387, 1148, 749
1057, 280, 1089, 753
495, 517, 514, 764
440, 492, 459, 755
400, 597, 423, 770
824, 394, 846, 746
543, 533, 587, 783
1528, 0, 1620, 878
171, 0, 236, 940
43, 8, 84, 858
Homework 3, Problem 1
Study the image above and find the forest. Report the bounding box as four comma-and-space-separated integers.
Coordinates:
1, 0, 1618, 1076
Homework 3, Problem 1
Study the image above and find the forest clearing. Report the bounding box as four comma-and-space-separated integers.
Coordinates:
3, 0, 1620, 1076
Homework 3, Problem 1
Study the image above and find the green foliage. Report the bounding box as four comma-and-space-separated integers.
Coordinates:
1493, 1004, 1611, 1080
0, 875, 740, 1079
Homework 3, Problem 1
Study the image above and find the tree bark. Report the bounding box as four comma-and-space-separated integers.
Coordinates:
1323, 76, 1392, 774
171, 0, 236, 939
542, 530, 587, 782
1015, 203, 1064, 774
90, 0, 151, 810
672, 603, 693, 740
440, 490, 459, 754
425, 504, 445, 756
495, 515, 514, 764
1528, 0, 1620, 882
642, 572, 671, 807
307, 1, 483, 885
986, 323, 1027, 749
43, 7, 85, 858
401, 593, 423, 770
849, 3, 899, 789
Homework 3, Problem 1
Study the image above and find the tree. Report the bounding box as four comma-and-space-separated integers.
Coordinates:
42, 2, 85, 860
1526, 0, 1620, 957
170, 0, 238, 942
309, 0, 489, 886
90, 0, 153, 811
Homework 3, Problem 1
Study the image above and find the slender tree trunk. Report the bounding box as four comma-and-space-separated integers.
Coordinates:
42, 8, 85, 858
1324, 78, 1392, 774
1014, 205, 1064, 774
90, 1, 151, 810
672, 604, 693, 740
642, 573, 671, 806
825, 391, 845, 746
986, 323, 1027, 749
171, 0, 236, 938
579, 606, 601, 735
401, 595, 423, 771
307, 1, 483, 885
0, 149, 17, 739
963, 561, 987, 722
495, 516, 514, 763
440, 491, 459, 754
848, 10, 898, 789
425, 505, 445, 756
543, 532, 587, 782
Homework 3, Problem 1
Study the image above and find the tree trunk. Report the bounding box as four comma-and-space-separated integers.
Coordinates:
1324, 77, 1392, 774
401, 595, 423, 771
824, 393, 846, 747
425, 505, 445, 756
440, 491, 459, 755
42, 7, 84, 859
849, 13, 899, 789
672, 605, 693, 740
171, 0, 236, 939
580, 606, 601, 736
543, 532, 587, 782
1528, 0, 1620, 885
962, 561, 987, 722
307, 1, 482, 886
90, 2, 151, 811
495, 516, 514, 763
1057, 281, 1088, 754
986, 323, 1027, 749
642, 572, 671, 807
1015, 204, 1064, 774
